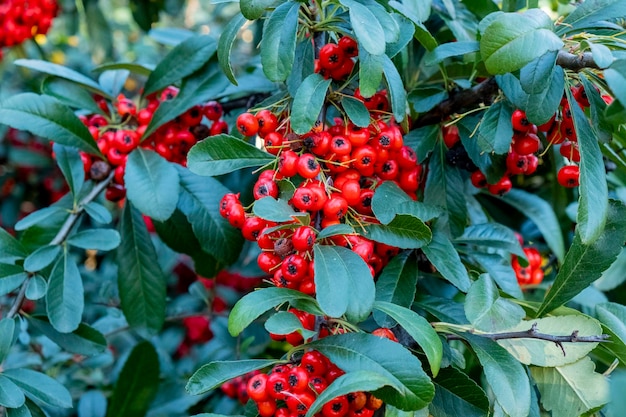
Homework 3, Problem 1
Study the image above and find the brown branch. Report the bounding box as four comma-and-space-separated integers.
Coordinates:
413, 77, 499, 127
556, 50, 599, 72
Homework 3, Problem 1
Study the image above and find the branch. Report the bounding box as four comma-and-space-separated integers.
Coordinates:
6, 171, 114, 319
556, 50, 599, 72
413, 77, 499, 127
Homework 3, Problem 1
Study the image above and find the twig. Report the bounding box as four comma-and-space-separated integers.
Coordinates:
6, 171, 114, 319
556, 50, 599, 72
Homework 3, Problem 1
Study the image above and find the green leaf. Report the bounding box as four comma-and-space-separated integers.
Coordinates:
0, 93, 101, 156
408, 86, 448, 113
78, 391, 107, 417
148, 27, 194, 45
0, 318, 15, 363
253, 197, 299, 222
287, 40, 315, 96
0, 265, 27, 296
382, 55, 406, 122
462, 334, 530, 417
23, 244, 61, 272
471, 252, 521, 298
3, 368, 72, 408
106, 341, 160, 417
0, 376, 25, 408
430, 367, 489, 417
93, 62, 154, 77
500, 189, 565, 262
124, 148, 179, 221
53, 144, 85, 201
422, 226, 471, 292
176, 166, 244, 265
373, 301, 443, 377
14, 59, 110, 98
67, 229, 121, 251
537, 200, 626, 317
117, 203, 167, 337
0, 228, 27, 264
218, 13, 247, 85
595, 302, 626, 365
187, 134, 274, 177
531, 357, 609, 417
306, 371, 398, 417
84, 202, 112, 224
313, 245, 375, 322
42, 78, 104, 115
264, 311, 316, 340
340, 0, 386, 56
455, 223, 525, 257
260, 2, 300, 82
358, 48, 384, 97
342, 97, 370, 128
98, 69, 128, 101
186, 359, 280, 395
228, 287, 317, 336
372, 181, 411, 224
519, 50, 557, 94
25, 275, 45, 301
423, 41, 479, 66
476, 101, 514, 155
480, 9, 563, 74
291, 73, 332, 135
497, 315, 602, 367
386, 14, 415, 58
28, 315, 107, 356
144, 35, 217, 96
308, 333, 435, 411
567, 87, 609, 244
465, 274, 525, 331
317, 224, 355, 239
374, 252, 418, 325
240, 0, 280, 19
388, 0, 431, 23
364, 214, 432, 249
46, 250, 84, 333
558, 0, 626, 34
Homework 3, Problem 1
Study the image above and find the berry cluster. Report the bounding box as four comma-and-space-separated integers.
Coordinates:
221, 92, 420, 296
78, 87, 228, 201
0, 0, 58, 55
315, 37, 358, 81
245, 350, 382, 417
221, 370, 259, 405
512, 247, 544, 286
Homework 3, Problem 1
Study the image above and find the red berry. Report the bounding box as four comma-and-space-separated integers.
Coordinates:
236, 112, 259, 136
246, 373, 270, 402
557, 165, 580, 188
487, 176, 513, 196
319, 43, 346, 70
511, 109, 532, 133
297, 153, 321, 178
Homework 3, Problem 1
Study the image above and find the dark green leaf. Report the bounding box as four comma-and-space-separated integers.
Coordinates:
0, 376, 25, 408
471, 252, 521, 298
240, 0, 280, 19
186, 359, 280, 395
0, 228, 27, 263
386, 14, 415, 58
342, 97, 371, 128
148, 27, 194, 45
124, 148, 179, 221
260, 2, 300, 82
287, 40, 315, 96
382, 55, 406, 122
144, 35, 217, 97
24, 244, 60, 273
0, 93, 101, 156
340, 0, 386, 56
42, 78, 103, 115
291, 74, 331, 134
465, 274, 525, 331
313, 245, 375, 322
14, 59, 110, 98
430, 367, 489, 417
404, 125, 440, 163
559, 0, 626, 34
567, 88, 609, 244
414, 295, 468, 325
3, 368, 72, 408
84, 202, 112, 224
308, 334, 435, 411
408, 87, 448, 113
316, 224, 355, 239
117, 203, 167, 337
500, 189, 565, 262
253, 197, 300, 222
373, 301, 443, 376
0, 317, 16, 363
67, 229, 121, 251
422, 226, 471, 292
306, 371, 398, 417
480, 9, 563, 74
78, 391, 107, 417
28, 315, 107, 356
228, 287, 318, 336
98, 70, 128, 98
92, 62, 154, 77
264, 311, 316, 340
0, 264, 27, 296
176, 166, 244, 265
462, 334, 530, 417
519, 51, 557, 94
106, 341, 160, 417
53, 144, 85, 200
358, 48, 384, 97
187, 134, 274, 177
477, 101, 514, 155
25, 275, 46, 300
455, 223, 525, 257
372, 181, 412, 224
374, 252, 418, 325
424, 41, 479, 66
364, 214, 432, 249
46, 250, 83, 333
596, 302, 626, 366
218, 13, 247, 85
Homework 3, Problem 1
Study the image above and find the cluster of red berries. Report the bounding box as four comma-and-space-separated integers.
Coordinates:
512, 247, 544, 286
78, 87, 228, 202
244, 350, 382, 417
220, 92, 420, 295
221, 370, 259, 405
0, 0, 58, 55
315, 37, 358, 81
